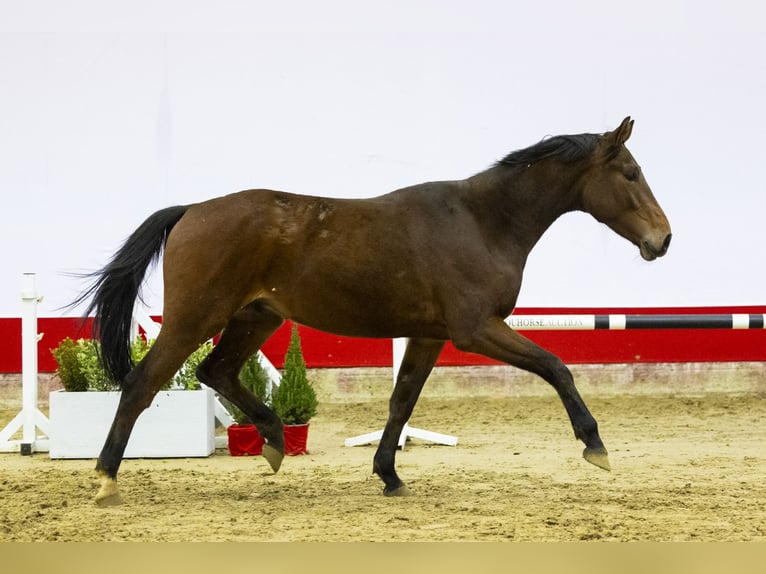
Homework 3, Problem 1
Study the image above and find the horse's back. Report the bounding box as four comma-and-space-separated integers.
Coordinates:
176, 183, 470, 248
160, 183, 476, 338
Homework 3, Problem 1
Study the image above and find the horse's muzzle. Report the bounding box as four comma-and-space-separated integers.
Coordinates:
640, 233, 672, 261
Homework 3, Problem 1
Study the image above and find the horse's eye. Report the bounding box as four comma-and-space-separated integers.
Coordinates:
624, 168, 640, 182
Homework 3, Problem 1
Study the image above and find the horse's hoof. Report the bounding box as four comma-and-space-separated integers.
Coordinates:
583, 446, 611, 471
95, 491, 124, 507
383, 483, 412, 497
262, 444, 284, 473
95, 473, 124, 507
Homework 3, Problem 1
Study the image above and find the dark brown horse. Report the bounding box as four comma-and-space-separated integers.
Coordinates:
77, 117, 671, 505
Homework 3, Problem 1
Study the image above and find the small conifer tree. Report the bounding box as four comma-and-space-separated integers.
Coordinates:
271, 325, 318, 425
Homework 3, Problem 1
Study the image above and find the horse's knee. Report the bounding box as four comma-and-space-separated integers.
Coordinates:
546, 359, 575, 388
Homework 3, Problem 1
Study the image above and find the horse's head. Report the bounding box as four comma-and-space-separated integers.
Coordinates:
579, 117, 672, 261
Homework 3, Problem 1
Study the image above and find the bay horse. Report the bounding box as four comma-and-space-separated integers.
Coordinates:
76, 117, 671, 506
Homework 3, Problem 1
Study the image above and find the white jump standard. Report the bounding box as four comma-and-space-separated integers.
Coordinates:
0, 273, 50, 454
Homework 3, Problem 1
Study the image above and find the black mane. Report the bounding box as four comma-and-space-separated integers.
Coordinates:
496, 133, 599, 168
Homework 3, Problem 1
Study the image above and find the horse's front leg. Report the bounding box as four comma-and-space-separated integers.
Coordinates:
373, 338, 445, 496
453, 317, 610, 471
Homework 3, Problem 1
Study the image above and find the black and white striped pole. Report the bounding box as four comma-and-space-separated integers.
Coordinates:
505, 313, 766, 331
345, 311, 765, 449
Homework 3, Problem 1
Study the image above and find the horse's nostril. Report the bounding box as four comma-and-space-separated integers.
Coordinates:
662, 233, 672, 252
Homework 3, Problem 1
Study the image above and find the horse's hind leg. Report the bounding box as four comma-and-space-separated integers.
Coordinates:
195, 300, 286, 472
95, 332, 206, 506
372, 338, 445, 496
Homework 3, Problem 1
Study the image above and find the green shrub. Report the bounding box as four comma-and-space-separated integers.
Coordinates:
50, 337, 212, 391
271, 325, 318, 425
79, 339, 115, 391
49, 337, 114, 391
50, 338, 89, 392
171, 341, 214, 391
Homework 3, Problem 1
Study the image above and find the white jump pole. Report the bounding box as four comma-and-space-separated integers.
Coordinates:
0, 273, 50, 454
344, 338, 458, 449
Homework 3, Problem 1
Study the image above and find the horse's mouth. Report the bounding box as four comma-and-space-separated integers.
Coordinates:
640, 233, 672, 261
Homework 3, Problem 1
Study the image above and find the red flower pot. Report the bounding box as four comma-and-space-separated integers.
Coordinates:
227, 424, 265, 456
284, 423, 310, 456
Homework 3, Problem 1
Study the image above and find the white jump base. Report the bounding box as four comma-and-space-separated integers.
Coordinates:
345, 338, 459, 449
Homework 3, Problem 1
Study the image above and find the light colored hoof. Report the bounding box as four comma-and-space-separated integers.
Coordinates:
95, 473, 124, 507
384, 483, 412, 497
262, 444, 284, 473
583, 446, 611, 471
96, 491, 124, 507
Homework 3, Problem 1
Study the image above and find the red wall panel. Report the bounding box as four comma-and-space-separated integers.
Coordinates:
2, 306, 764, 374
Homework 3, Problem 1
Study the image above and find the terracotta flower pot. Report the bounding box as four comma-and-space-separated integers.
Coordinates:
284, 423, 310, 456
227, 423, 265, 456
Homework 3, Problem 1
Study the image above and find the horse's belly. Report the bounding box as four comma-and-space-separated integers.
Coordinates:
279, 288, 447, 340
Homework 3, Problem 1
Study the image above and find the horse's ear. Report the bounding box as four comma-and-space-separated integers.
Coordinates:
604, 116, 634, 157
611, 116, 634, 143
616, 116, 634, 143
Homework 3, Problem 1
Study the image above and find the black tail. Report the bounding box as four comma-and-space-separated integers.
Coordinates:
73, 205, 189, 386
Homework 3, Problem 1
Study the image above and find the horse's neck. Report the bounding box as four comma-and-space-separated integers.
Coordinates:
465, 165, 582, 254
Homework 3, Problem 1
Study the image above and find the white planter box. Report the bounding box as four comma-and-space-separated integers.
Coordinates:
49, 389, 215, 459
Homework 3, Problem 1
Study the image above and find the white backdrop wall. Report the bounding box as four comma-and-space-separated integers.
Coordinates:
1, 0, 764, 318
